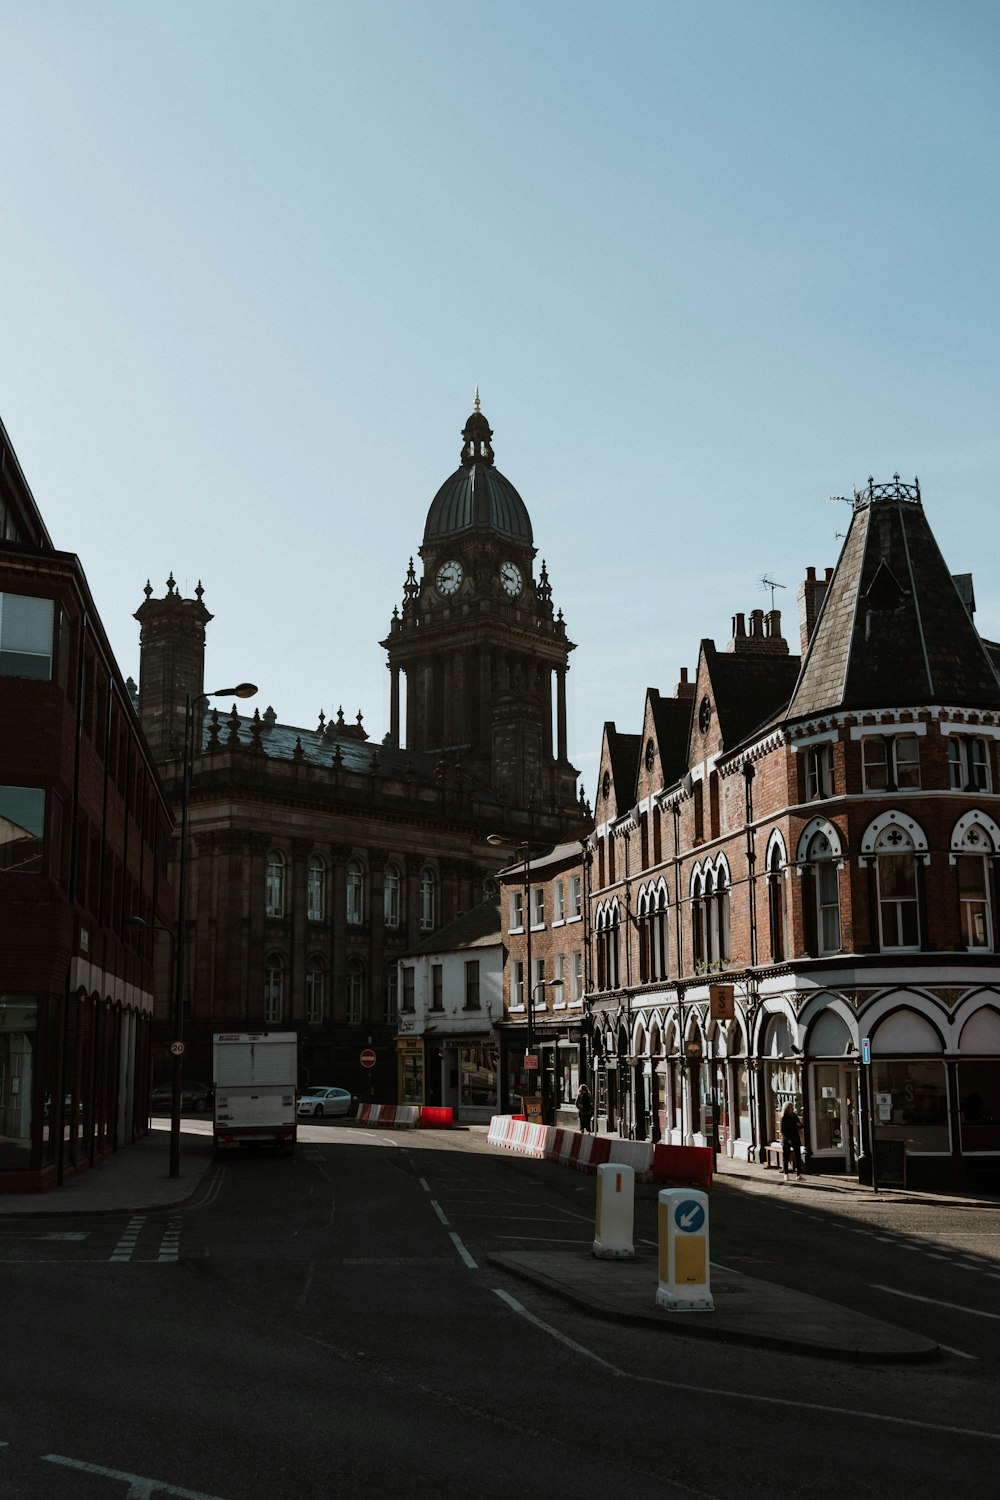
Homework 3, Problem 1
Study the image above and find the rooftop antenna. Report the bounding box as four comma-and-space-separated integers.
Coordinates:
759, 575, 786, 610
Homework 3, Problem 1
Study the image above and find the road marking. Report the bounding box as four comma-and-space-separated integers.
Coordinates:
296, 1259, 316, 1311
492, 1289, 622, 1371
497, 1235, 592, 1243
418, 1177, 431, 1192
430, 1199, 449, 1226
937, 1342, 978, 1360
158, 1218, 182, 1263
110, 1216, 145, 1263
42, 1454, 230, 1498
870, 1283, 1000, 1321
449, 1231, 478, 1269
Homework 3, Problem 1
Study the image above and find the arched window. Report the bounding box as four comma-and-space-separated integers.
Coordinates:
346, 860, 365, 926
594, 902, 621, 991
874, 825, 920, 949
305, 960, 326, 1025
307, 855, 326, 922
347, 961, 366, 1025
264, 953, 285, 1023
806, 831, 841, 955
768, 842, 787, 962
608, 902, 621, 989
951, 814, 999, 951
419, 867, 436, 931
654, 886, 670, 980
637, 888, 651, 983
383, 863, 401, 928
691, 873, 705, 970
265, 851, 285, 918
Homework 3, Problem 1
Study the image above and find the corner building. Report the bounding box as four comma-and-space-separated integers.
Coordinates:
587, 476, 1000, 1192
136, 402, 585, 1100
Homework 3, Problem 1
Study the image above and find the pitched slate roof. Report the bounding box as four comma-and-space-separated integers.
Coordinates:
701, 644, 802, 751
648, 690, 694, 786
787, 479, 1000, 719
608, 729, 641, 813
409, 898, 501, 956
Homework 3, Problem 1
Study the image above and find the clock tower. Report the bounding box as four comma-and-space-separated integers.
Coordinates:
383, 397, 579, 816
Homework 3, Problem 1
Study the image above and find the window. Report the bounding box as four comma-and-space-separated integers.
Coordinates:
0, 786, 45, 873
265, 851, 285, 918
553, 953, 566, 1000
0, 593, 54, 679
464, 960, 480, 1010
595, 905, 621, 990
569, 875, 582, 919
805, 743, 834, 800
347, 962, 365, 1025
307, 856, 326, 922
640, 886, 669, 981
806, 832, 841, 955
383, 966, 398, 1025
949, 736, 991, 792
383, 863, 401, 928
553, 880, 565, 923
863, 734, 921, 792
509, 890, 524, 930
692, 869, 729, 970
305, 962, 326, 1025
512, 959, 524, 1009
767, 844, 787, 962
264, 954, 284, 1023
419, 868, 436, 931
401, 966, 415, 1012
570, 950, 583, 1002
431, 964, 443, 1010
875, 827, 920, 949
346, 860, 365, 925
530, 886, 544, 927
957, 856, 993, 949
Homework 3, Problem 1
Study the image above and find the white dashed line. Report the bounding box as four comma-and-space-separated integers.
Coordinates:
430, 1199, 449, 1226
110, 1216, 145, 1262
449, 1232, 478, 1269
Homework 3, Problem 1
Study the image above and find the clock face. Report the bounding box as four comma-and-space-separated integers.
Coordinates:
499, 561, 522, 597
436, 560, 463, 596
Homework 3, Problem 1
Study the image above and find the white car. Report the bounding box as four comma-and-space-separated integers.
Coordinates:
297, 1086, 355, 1119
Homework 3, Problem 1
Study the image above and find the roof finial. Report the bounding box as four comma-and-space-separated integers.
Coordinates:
474, 384, 480, 412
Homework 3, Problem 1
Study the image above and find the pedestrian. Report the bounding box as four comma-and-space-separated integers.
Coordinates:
780, 1101, 804, 1181
575, 1082, 593, 1133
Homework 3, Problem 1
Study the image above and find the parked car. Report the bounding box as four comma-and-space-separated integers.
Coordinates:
149, 1081, 214, 1113
297, 1086, 355, 1119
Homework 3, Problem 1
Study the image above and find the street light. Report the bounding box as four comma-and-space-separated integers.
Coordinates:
168, 681, 257, 1178
487, 834, 535, 1059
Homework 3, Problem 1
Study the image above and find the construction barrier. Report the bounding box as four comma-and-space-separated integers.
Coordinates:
487, 1114, 713, 1189
357, 1103, 455, 1129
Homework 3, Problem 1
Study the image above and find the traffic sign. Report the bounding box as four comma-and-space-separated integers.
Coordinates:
861, 1037, 871, 1065
170, 1041, 186, 1057
360, 1048, 376, 1069
673, 1198, 706, 1234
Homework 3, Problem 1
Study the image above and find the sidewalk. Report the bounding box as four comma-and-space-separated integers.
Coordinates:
0, 1123, 216, 1217
489, 1248, 941, 1364
713, 1151, 997, 1210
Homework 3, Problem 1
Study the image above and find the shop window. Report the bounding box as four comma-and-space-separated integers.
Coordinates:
460, 1043, 497, 1108
957, 855, 993, 948
464, 960, 481, 1010
305, 962, 326, 1025
0, 998, 37, 1170
265, 851, 285, 918
862, 734, 920, 792
958, 1060, 1000, 1151
383, 863, 401, 928
346, 860, 365, 926
0, 592, 54, 679
264, 954, 285, 1023
0, 786, 45, 873
948, 735, 990, 792
419, 867, 436, 931
307, 856, 326, 922
871, 1058, 949, 1151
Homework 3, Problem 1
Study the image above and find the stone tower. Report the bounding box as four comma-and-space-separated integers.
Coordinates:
133, 574, 211, 761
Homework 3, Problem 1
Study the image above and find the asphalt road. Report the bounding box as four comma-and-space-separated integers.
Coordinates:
1, 1125, 998, 1499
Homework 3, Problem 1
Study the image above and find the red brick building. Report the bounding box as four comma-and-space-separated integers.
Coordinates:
0, 416, 174, 1191
586, 476, 1000, 1191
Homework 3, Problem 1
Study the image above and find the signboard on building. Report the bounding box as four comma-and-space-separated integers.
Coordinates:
709, 985, 734, 1021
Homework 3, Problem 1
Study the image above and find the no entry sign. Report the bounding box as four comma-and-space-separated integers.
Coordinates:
360, 1049, 376, 1069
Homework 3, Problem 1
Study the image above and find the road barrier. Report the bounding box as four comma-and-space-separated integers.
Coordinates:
355, 1103, 454, 1129
487, 1115, 712, 1189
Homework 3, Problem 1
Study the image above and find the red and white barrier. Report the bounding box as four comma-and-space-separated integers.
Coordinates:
356, 1103, 455, 1129
487, 1115, 712, 1190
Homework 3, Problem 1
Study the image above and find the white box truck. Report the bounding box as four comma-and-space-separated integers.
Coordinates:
213, 1032, 297, 1155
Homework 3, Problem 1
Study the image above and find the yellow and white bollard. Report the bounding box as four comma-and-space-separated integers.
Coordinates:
656, 1187, 714, 1311
592, 1162, 635, 1259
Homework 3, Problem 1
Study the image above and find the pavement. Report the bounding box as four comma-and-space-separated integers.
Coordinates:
4, 1121, 994, 1364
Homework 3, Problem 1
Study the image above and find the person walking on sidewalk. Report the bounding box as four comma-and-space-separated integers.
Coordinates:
575, 1083, 593, 1133
780, 1101, 804, 1180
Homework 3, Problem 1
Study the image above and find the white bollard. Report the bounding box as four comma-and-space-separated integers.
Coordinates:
656, 1187, 714, 1312
592, 1162, 635, 1259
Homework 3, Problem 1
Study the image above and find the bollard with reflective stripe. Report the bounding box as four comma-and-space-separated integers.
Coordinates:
592, 1162, 635, 1259
656, 1187, 713, 1311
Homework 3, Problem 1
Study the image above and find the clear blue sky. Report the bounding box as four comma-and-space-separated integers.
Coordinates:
2, 1, 998, 793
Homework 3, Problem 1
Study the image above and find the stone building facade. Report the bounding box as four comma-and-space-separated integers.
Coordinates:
586, 476, 1000, 1192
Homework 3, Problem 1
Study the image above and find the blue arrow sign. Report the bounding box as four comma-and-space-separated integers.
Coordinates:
674, 1199, 706, 1234
861, 1037, 871, 1065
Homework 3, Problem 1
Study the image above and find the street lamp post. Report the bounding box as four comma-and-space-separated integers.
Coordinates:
169, 682, 257, 1178
488, 835, 535, 1093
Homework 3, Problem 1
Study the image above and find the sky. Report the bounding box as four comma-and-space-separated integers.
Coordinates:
2, 1, 999, 796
